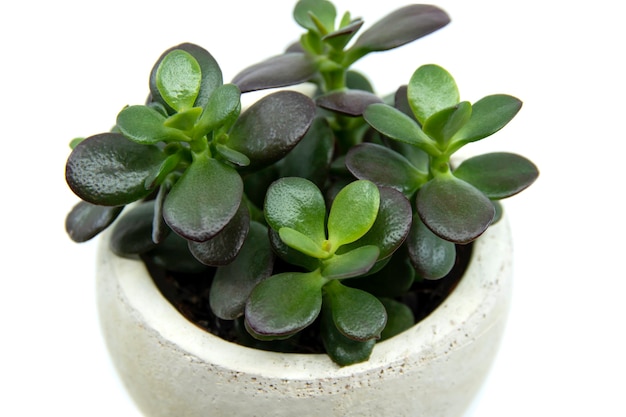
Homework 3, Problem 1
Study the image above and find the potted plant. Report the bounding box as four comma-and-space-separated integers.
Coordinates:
65, 0, 538, 415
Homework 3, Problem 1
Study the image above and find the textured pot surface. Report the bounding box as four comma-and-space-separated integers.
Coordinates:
96, 217, 513, 417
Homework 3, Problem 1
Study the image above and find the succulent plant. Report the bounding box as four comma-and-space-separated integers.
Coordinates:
65, 0, 538, 366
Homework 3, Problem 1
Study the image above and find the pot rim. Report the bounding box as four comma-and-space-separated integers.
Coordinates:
100, 215, 512, 380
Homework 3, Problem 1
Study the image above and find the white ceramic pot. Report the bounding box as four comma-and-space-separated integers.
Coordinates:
96, 216, 513, 417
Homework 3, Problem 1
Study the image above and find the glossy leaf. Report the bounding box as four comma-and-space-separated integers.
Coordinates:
144, 152, 182, 189
215, 144, 250, 167
321, 245, 380, 280
316, 90, 383, 116
327, 180, 380, 248
323, 19, 364, 51
65, 201, 123, 243
320, 302, 376, 366
451, 94, 523, 147
116, 105, 190, 144
150, 43, 223, 112
264, 177, 327, 244
245, 271, 325, 337
339, 187, 413, 260
294, 0, 336, 32
422, 101, 472, 146
348, 5, 450, 63
268, 229, 321, 272
227, 91, 316, 170
163, 157, 243, 242
155, 49, 202, 111
163, 107, 202, 132
109, 201, 157, 256
407, 213, 456, 280
454, 152, 539, 199
408, 64, 459, 125
417, 176, 495, 244
346, 143, 426, 197
210, 222, 274, 320
195, 83, 241, 136
232, 53, 317, 93
379, 298, 415, 341
363, 103, 437, 153
279, 227, 329, 259
324, 280, 386, 341
188, 201, 250, 266
65, 133, 165, 206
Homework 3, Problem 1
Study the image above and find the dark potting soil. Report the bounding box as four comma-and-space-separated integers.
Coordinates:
145, 243, 472, 354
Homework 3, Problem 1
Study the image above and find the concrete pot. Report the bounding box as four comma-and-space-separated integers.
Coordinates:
96, 215, 513, 417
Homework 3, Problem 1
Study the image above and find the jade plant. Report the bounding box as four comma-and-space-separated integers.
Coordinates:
65, 0, 538, 366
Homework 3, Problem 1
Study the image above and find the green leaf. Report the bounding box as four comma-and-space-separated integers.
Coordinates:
144, 152, 182, 189
264, 177, 327, 244
346, 143, 426, 197
406, 213, 456, 280
245, 271, 325, 337
188, 201, 250, 266
210, 222, 274, 320
65, 133, 166, 206
227, 91, 316, 170
321, 245, 380, 280
363, 103, 437, 154
323, 280, 386, 341
422, 101, 472, 147
215, 144, 250, 167
408, 64, 460, 126
379, 298, 415, 341
323, 19, 364, 51
451, 94, 523, 147
316, 90, 383, 117
109, 201, 157, 256
294, 0, 336, 32
232, 53, 317, 93
417, 175, 495, 244
195, 83, 241, 136
155, 49, 202, 111
320, 302, 376, 366
348, 5, 450, 64
454, 152, 539, 199
65, 201, 123, 243
116, 105, 190, 145
268, 229, 321, 272
279, 227, 329, 259
163, 157, 243, 242
327, 180, 380, 249
163, 107, 202, 132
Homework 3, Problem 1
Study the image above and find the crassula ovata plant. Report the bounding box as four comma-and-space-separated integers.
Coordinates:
65, 0, 538, 366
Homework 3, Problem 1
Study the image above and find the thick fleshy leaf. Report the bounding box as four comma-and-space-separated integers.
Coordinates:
65, 133, 165, 206
155, 49, 202, 111
453, 152, 539, 199
379, 298, 415, 341
144, 230, 208, 274
279, 227, 329, 259
346, 143, 426, 197
321, 245, 380, 280
109, 201, 157, 256
451, 94, 523, 147
408, 64, 460, 126
294, 0, 336, 32
346, 70, 374, 92
323, 19, 364, 51
245, 271, 325, 337
407, 213, 456, 280
316, 90, 383, 116
232, 53, 317, 93
188, 201, 250, 266
163, 157, 243, 242
277, 116, 334, 188
417, 176, 495, 244
116, 105, 190, 144
320, 301, 376, 366
348, 5, 450, 63
323, 280, 386, 341
264, 177, 327, 244
268, 229, 321, 272
215, 144, 250, 167
163, 107, 202, 132
339, 187, 412, 260
209, 222, 274, 320
195, 83, 241, 136
144, 152, 182, 189
227, 91, 316, 170
363, 103, 437, 154
327, 180, 379, 248
422, 101, 472, 147
65, 201, 123, 243
150, 43, 222, 112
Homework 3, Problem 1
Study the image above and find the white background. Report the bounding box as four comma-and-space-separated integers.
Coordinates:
1, 0, 624, 415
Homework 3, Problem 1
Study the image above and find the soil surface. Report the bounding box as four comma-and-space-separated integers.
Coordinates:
145, 243, 472, 354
